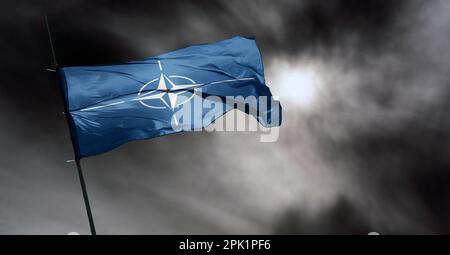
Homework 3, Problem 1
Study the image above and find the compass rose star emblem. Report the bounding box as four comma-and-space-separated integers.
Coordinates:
133, 60, 203, 111
78, 59, 256, 125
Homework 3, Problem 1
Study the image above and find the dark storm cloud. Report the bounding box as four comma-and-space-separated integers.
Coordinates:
0, 0, 449, 234
279, 0, 450, 234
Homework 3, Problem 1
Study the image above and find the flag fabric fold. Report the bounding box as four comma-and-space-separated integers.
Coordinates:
58, 36, 281, 159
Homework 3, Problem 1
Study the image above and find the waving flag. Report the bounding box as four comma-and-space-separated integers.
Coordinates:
58, 36, 281, 159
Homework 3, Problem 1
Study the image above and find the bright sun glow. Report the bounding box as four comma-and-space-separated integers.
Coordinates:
272, 64, 320, 108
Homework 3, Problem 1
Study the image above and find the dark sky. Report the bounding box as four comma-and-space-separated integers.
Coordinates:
1, 0, 450, 234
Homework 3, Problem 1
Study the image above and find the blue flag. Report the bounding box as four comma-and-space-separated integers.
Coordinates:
59, 36, 281, 159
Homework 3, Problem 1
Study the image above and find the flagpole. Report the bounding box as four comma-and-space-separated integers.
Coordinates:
75, 160, 97, 235
45, 14, 58, 69
45, 14, 97, 235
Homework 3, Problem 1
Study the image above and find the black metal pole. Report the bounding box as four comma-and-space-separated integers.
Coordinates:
45, 14, 97, 235
75, 160, 97, 235
44, 14, 58, 69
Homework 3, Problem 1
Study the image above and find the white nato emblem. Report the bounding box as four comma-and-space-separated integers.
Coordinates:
134, 60, 203, 111
79, 59, 254, 113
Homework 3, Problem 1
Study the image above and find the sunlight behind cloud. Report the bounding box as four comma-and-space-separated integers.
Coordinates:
268, 59, 321, 108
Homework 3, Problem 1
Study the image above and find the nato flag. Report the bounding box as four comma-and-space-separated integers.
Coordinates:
58, 36, 281, 159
